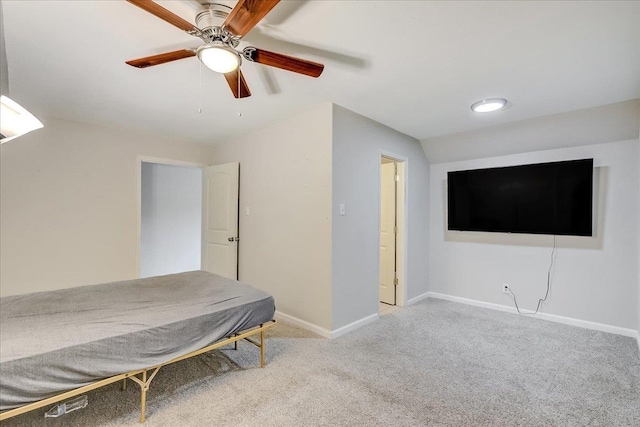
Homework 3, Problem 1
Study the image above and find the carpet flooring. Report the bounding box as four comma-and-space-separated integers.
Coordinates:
3, 299, 640, 426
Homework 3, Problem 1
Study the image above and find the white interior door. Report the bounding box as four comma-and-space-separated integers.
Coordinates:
202, 162, 239, 279
380, 161, 396, 305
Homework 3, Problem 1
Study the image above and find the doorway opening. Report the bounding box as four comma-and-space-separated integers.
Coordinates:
136, 158, 240, 281
379, 155, 406, 314
139, 159, 206, 278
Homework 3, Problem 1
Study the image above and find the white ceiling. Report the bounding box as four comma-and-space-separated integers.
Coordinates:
3, 1, 640, 144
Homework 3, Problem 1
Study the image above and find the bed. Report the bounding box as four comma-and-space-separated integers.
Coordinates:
0, 270, 276, 422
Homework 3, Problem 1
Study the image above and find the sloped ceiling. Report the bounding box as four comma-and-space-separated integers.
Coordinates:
421, 99, 640, 163
3, 1, 640, 143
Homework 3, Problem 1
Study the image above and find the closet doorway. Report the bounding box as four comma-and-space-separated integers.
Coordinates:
137, 157, 207, 278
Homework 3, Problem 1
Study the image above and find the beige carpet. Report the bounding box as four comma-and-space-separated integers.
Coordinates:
3, 299, 640, 426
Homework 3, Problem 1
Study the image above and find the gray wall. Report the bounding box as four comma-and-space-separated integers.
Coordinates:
429, 140, 639, 330
332, 104, 430, 330
140, 163, 202, 278
424, 101, 640, 334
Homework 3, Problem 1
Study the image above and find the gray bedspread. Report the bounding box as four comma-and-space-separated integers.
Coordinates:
0, 270, 275, 410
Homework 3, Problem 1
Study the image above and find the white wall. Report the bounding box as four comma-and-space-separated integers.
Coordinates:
429, 139, 639, 331
140, 162, 202, 278
210, 103, 333, 331
332, 105, 430, 330
0, 116, 214, 296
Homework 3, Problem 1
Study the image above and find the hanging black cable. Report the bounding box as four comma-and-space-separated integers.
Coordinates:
508, 235, 556, 315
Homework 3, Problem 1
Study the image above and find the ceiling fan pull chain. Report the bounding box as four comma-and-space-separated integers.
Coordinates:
237, 70, 242, 117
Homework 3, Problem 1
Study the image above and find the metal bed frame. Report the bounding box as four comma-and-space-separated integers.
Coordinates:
0, 320, 276, 423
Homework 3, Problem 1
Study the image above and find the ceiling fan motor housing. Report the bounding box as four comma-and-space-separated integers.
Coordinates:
196, 3, 240, 47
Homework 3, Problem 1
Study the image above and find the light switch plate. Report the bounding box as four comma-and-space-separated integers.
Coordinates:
339, 203, 346, 216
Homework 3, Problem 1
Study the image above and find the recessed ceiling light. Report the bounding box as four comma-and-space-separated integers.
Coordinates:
471, 98, 508, 113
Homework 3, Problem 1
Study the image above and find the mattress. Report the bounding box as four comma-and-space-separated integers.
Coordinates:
0, 270, 275, 410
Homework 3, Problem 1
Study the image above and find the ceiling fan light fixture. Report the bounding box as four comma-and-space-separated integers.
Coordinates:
197, 44, 241, 74
0, 96, 44, 144
471, 98, 508, 113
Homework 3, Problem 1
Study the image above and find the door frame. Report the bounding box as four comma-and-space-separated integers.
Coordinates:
136, 156, 209, 278
378, 151, 408, 307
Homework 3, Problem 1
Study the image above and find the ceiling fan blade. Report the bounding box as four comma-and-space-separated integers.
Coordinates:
245, 48, 324, 78
126, 49, 196, 68
126, 0, 199, 34
247, 28, 368, 70
224, 69, 252, 98
223, 0, 280, 37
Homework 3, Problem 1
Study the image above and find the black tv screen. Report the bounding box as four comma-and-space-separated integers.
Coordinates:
447, 159, 593, 236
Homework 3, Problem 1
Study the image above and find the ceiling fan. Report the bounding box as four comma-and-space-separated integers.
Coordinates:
125, 0, 325, 98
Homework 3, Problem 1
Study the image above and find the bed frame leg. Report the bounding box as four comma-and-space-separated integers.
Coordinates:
140, 370, 147, 423
234, 334, 238, 351
260, 329, 265, 368
128, 367, 160, 423
122, 379, 127, 391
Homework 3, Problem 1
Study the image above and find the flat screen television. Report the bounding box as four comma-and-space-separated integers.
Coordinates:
447, 159, 593, 236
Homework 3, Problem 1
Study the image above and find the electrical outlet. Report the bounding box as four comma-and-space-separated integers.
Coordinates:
502, 284, 509, 294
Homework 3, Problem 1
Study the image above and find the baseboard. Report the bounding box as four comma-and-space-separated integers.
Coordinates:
277, 299, 640, 343
426, 292, 638, 339
331, 313, 379, 339
275, 311, 380, 339
274, 311, 332, 339
407, 292, 430, 306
